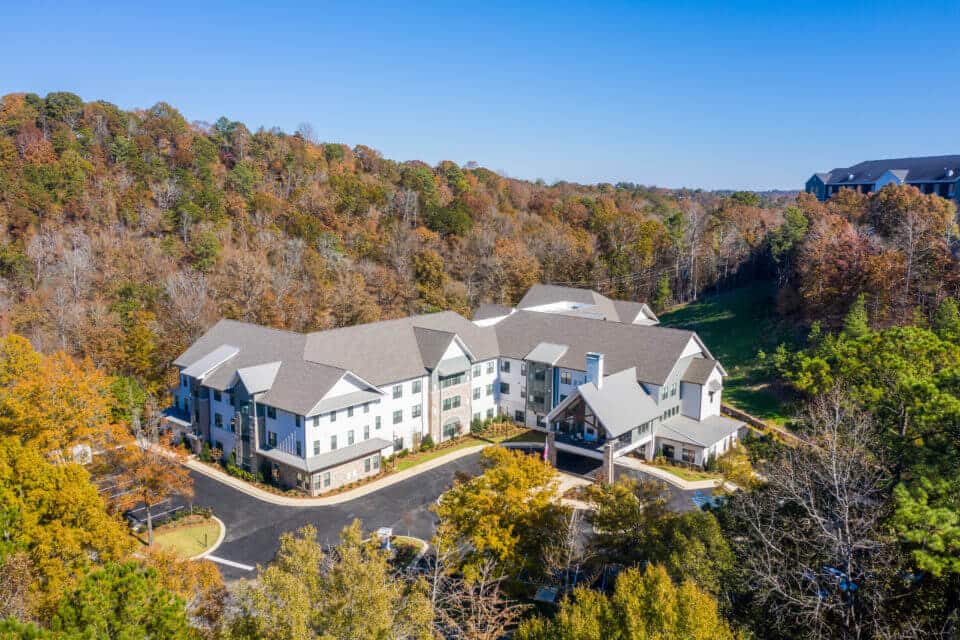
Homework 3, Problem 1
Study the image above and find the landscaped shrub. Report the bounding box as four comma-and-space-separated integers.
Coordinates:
420, 434, 435, 451
470, 417, 486, 434
200, 442, 211, 462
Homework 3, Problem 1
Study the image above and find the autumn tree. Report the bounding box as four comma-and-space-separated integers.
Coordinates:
515, 564, 743, 640
434, 446, 569, 581
227, 522, 433, 640
107, 430, 194, 546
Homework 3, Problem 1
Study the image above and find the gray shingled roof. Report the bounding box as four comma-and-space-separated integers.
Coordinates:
258, 437, 391, 473
681, 358, 720, 385
494, 310, 697, 385
516, 284, 655, 324
818, 155, 960, 185
573, 368, 660, 437
659, 415, 742, 448
473, 303, 514, 321
414, 327, 456, 370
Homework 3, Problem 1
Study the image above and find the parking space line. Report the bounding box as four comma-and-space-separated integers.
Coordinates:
206, 555, 255, 571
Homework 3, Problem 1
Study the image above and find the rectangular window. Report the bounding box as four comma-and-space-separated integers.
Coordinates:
486, 408, 494, 419
440, 373, 465, 389
473, 365, 482, 377
393, 410, 402, 424
412, 380, 422, 394
473, 412, 481, 422
363, 424, 370, 440
347, 406, 354, 418
363, 403, 370, 414
500, 360, 510, 373
412, 404, 422, 418
364, 457, 371, 473
214, 413, 223, 429
500, 382, 510, 395
520, 362, 527, 375
331, 411, 337, 422
312, 474, 321, 490
560, 371, 572, 385
323, 472, 331, 488
296, 440, 302, 456
330, 435, 337, 450
670, 383, 677, 397
267, 406, 277, 419
473, 387, 481, 400
486, 361, 494, 374
375, 416, 382, 430
313, 440, 320, 456
312, 415, 319, 427
296, 415, 302, 428
373, 454, 380, 470
213, 389, 222, 402
515, 410, 525, 423
521, 387, 526, 398
442, 396, 461, 411
681, 448, 696, 464
485, 384, 493, 397
347, 430, 355, 446
393, 384, 402, 399
534, 369, 545, 381
267, 431, 277, 447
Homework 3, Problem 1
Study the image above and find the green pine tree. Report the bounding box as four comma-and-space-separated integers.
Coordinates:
841, 294, 869, 339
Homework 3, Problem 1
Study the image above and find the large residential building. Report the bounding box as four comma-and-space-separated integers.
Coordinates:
805, 155, 960, 203
169, 284, 743, 494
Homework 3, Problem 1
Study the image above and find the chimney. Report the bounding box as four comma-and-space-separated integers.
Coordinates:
586, 352, 604, 389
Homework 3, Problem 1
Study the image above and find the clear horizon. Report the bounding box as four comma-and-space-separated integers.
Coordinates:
2, 0, 956, 191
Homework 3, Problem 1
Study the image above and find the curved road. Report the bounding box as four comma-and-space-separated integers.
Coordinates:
189, 452, 482, 579
187, 450, 706, 580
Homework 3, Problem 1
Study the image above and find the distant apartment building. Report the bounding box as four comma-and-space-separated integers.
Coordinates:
805, 155, 960, 203
169, 284, 742, 495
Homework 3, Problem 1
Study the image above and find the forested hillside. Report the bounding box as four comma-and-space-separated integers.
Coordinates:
0, 91, 789, 397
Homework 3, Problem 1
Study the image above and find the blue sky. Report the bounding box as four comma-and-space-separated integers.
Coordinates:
1, 1, 956, 190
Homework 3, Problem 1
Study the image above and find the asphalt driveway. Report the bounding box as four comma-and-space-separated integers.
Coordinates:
188, 453, 482, 580
186, 448, 708, 580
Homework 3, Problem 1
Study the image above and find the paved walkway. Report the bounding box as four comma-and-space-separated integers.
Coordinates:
185, 443, 489, 507
615, 456, 738, 492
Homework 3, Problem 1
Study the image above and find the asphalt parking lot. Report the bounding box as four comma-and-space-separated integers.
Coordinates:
188, 452, 482, 580
187, 449, 708, 580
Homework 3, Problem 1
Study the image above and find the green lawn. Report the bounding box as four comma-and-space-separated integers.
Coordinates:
659, 285, 798, 424
490, 429, 546, 445
392, 437, 484, 472
649, 462, 721, 482
150, 517, 221, 558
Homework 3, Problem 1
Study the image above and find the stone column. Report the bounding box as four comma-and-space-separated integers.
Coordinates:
546, 431, 558, 467
602, 441, 616, 484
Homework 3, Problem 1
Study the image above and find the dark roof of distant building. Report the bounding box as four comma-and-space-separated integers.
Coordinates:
472, 303, 514, 321
814, 155, 960, 185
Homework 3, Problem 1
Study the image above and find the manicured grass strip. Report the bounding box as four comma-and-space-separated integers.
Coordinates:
151, 518, 221, 558
649, 463, 720, 482
392, 438, 483, 472
658, 284, 799, 424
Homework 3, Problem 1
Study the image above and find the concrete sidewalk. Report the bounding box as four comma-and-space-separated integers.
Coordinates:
185, 444, 488, 507
615, 456, 739, 492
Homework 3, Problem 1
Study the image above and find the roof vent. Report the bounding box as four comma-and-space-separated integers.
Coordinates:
847, 173, 855, 182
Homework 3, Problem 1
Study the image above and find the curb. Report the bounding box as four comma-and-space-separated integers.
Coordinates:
186, 444, 489, 507
190, 516, 226, 561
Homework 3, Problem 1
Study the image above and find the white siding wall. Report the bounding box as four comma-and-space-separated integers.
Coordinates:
305, 400, 383, 456
700, 368, 723, 418
376, 375, 428, 450
497, 357, 525, 421
470, 359, 498, 422
680, 381, 702, 420
261, 406, 303, 456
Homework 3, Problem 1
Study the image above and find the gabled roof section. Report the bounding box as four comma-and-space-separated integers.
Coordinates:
473, 303, 514, 321
659, 415, 742, 447
236, 361, 281, 394
567, 367, 660, 438
181, 344, 239, 379
494, 310, 696, 385
414, 327, 457, 370
681, 358, 721, 385
820, 155, 960, 185
524, 342, 569, 365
